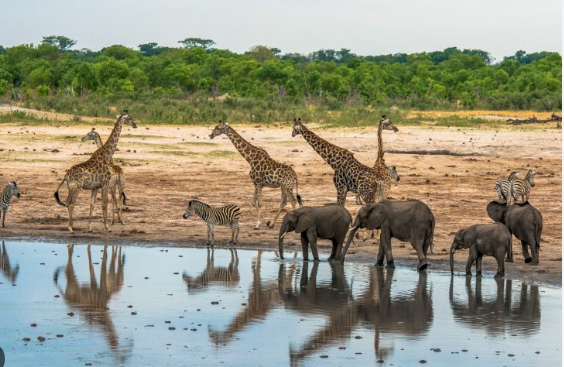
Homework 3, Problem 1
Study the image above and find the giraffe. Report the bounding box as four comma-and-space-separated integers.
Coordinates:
81, 128, 127, 225
210, 121, 303, 229
292, 118, 379, 206
372, 115, 399, 202
54, 111, 136, 232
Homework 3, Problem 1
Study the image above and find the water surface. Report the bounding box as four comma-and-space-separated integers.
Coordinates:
0, 241, 561, 366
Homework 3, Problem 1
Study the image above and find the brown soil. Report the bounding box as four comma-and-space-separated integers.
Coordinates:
0, 120, 561, 285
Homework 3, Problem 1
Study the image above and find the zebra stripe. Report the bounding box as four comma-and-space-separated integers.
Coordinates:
183, 200, 241, 245
510, 170, 535, 204
1, 182, 20, 210
495, 172, 519, 204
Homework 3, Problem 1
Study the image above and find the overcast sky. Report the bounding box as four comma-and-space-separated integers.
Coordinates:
0, 0, 561, 61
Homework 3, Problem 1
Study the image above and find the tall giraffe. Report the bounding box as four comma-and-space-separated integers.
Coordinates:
373, 115, 399, 202
292, 118, 379, 206
210, 122, 303, 229
55, 111, 136, 232
81, 128, 127, 224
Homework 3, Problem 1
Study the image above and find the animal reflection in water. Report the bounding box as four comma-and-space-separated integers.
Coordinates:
0, 241, 19, 284
183, 248, 240, 293
53, 245, 132, 362
208, 255, 433, 365
449, 276, 540, 335
208, 250, 297, 345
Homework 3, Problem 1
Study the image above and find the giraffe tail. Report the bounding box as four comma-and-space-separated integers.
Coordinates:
54, 174, 68, 207
121, 191, 127, 206
295, 179, 304, 207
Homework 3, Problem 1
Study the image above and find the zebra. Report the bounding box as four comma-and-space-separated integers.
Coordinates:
510, 170, 536, 204
183, 200, 241, 246
1, 181, 21, 228
388, 165, 400, 182
495, 171, 519, 205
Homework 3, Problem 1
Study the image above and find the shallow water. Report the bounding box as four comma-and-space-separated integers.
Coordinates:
0, 241, 561, 367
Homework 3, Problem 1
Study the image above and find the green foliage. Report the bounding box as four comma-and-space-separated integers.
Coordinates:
0, 40, 560, 121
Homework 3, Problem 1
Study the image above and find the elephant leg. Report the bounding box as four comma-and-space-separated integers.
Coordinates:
300, 233, 309, 261
331, 236, 345, 261
328, 239, 338, 261
476, 253, 483, 276
412, 232, 428, 271
495, 252, 505, 278
465, 248, 476, 276
521, 240, 532, 263
306, 230, 320, 261
380, 229, 394, 268
375, 234, 385, 266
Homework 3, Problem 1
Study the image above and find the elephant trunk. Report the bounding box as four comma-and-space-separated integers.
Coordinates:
341, 226, 360, 262
278, 222, 289, 260
450, 242, 456, 274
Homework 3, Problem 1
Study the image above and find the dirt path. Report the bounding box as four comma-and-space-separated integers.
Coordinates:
0, 121, 561, 285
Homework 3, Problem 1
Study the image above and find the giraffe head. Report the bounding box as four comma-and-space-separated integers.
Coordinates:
116, 110, 137, 129
380, 115, 398, 132
388, 166, 400, 182
81, 128, 100, 144
7, 181, 20, 198
292, 118, 305, 137
210, 121, 230, 139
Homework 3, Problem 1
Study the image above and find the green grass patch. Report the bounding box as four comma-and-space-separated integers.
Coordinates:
205, 150, 237, 158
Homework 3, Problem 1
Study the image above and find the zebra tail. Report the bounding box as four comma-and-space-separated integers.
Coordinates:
54, 174, 68, 207
295, 179, 304, 207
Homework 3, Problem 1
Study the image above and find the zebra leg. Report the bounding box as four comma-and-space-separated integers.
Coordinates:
206, 224, 212, 246
252, 184, 264, 230
88, 189, 98, 232
1, 208, 5, 228
267, 187, 288, 229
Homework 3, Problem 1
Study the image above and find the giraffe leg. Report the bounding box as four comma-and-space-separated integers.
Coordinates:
110, 180, 119, 225
252, 184, 264, 230
114, 176, 124, 225
88, 189, 98, 232
66, 186, 80, 233
267, 187, 288, 229
101, 186, 109, 232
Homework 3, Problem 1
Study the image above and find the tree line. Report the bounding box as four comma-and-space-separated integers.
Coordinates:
0, 35, 561, 122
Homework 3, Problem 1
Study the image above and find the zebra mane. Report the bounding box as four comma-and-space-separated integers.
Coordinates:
189, 200, 210, 209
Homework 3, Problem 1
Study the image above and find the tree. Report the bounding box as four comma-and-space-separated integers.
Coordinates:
139, 42, 162, 57
248, 45, 275, 63
41, 35, 76, 51
178, 38, 215, 49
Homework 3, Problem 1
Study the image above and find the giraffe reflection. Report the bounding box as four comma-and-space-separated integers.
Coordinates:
183, 249, 240, 294
0, 241, 19, 284
208, 251, 298, 346
449, 276, 540, 335
53, 245, 131, 362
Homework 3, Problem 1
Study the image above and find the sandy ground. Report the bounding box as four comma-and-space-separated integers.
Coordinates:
0, 116, 561, 285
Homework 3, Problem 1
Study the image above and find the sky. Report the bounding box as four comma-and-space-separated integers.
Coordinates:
0, 0, 561, 62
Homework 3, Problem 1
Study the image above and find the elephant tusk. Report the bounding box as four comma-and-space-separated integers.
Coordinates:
347, 226, 359, 234
279, 231, 287, 239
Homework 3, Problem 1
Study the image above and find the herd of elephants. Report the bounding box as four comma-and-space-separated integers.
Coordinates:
2, 111, 543, 278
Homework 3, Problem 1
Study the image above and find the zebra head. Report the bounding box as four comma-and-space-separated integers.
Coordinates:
8, 181, 20, 198
116, 110, 137, 129
183, 201, 197, 219
380, 115, 399, 133
526, 170, 536, 187
292, 118, 305, 137
388, 166, 400, 181
210, 121, 230, 139
508, 171, 519, 180
81, 128, 100, 144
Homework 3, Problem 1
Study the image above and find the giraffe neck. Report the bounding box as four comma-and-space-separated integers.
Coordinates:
225, 128, 263, 166
374, 122, 385, 167
98, 120, 123, 162
300, 126, 344, 170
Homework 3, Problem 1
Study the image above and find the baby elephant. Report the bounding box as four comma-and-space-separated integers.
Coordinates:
1, 181, 21, 228
183, 200, 241, 246
450, 223, 512, 278
278, 204, 352, 261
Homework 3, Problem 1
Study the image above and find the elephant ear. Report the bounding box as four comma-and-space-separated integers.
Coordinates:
295, 212, 316, 233
367, 204, 386, 230
486, 201, 506, 223
463, 226, 478, 248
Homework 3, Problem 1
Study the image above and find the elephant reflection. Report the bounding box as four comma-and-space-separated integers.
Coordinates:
288, 266, 433, 365
449, 276, 540, 335
183, 249, 240, 294
53, 245, 131, 362
0, 241, 19, 284
208, 251, 298, 346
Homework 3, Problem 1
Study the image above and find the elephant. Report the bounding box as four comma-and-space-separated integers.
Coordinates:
450, 223, 512, 278
342, 199, 435, 271
278, 204, 352, 261
486, 201, 542, 265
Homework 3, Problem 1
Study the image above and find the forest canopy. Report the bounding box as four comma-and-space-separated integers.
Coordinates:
0, 37, 560, 123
